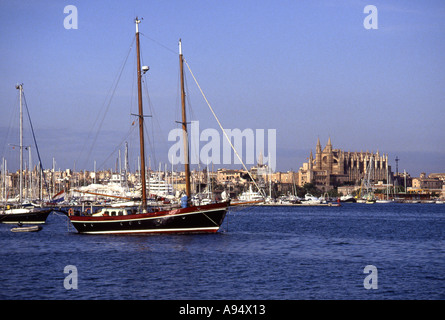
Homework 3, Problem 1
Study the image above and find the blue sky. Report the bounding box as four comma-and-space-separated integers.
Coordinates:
1, 0, 444, 177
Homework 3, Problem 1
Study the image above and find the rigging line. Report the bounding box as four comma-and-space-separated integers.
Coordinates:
141, 62, 163, 155
139, 78, 158, 170
97, 123, 137, 171
80, 36, 135, 169
202, 211, 218, 226
140, 32, 176, 55
1, 93, 20, 159
183, 67, 196, 120
183, 59, 266, 199
174, 60, 181, 129
130, 44, 137, 122
22, 92, 50, 198
2, 95, 20, 157
143, 114, 158, 172
180, 64, 199, 167
138, 47, 164, 172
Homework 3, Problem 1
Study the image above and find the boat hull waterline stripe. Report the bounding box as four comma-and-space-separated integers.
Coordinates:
77, 226, 220, 235
2, 221, 47, 225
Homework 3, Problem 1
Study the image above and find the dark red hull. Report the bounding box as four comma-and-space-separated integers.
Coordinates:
69, 202, 229, 235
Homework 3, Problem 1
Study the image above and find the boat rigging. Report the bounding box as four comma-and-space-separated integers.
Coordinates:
68, 17, 230, 235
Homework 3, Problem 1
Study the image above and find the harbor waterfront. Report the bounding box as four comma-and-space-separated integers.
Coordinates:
0, 203, 444, 300
1, 3, 444, 307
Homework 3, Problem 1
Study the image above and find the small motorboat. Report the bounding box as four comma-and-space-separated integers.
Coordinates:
11, 225, 42, 233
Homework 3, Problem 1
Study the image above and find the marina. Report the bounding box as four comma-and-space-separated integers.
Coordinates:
1, 2, 444, 305
2, 16, 443, 231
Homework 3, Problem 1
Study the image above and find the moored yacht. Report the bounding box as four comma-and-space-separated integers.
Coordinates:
238, 185, 264, 202
1, 204, 52, 224
340, 194, 356, 203
69, 18, 229, 235
302, 193, 321, 204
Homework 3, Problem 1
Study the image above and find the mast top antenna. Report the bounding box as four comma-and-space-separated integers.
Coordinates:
135, 17, 142, 32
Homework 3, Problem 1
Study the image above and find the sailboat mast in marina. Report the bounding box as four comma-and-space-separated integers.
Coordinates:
18, 84, 24, 203
68, 18, 229, 235
0, 84, 52, 224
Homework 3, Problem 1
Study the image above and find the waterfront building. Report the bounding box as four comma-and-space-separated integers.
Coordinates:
409, 172, 443, 197
216, 168, 248, 185
427, 173, 445, 182
412, 173, 442, 190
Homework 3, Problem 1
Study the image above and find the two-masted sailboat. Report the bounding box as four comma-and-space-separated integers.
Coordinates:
0, 84, 52, 224
68, 18, 229, 234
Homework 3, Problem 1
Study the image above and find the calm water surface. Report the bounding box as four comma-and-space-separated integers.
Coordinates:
0, 203, 444, 300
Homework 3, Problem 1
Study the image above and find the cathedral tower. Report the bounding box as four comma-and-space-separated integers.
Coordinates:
315, 137, 322, 170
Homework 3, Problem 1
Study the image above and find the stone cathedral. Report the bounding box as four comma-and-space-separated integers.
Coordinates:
298, 137, 393, 191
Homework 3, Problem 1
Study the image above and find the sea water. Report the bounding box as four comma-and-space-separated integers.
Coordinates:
0, 203, 444, 300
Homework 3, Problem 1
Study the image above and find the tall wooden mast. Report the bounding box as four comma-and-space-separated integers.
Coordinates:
135, 17, 147, 210
179, 39, 191, 204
